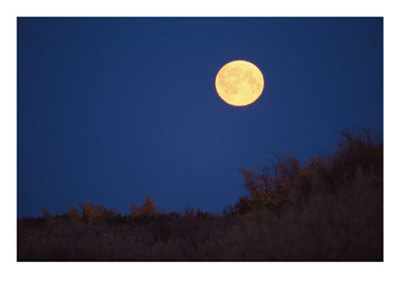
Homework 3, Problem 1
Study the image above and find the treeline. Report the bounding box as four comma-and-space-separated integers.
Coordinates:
37, 196, 218, 226
18, 129, 383, 261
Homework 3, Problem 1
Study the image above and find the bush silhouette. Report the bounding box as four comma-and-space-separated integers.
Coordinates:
232, 129, 382, 216
130, 196, 159, 218
139, 196, 158, 216
68, 206, 82, 223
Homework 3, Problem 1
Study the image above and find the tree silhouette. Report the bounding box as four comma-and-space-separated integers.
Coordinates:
139, 196, 158, 216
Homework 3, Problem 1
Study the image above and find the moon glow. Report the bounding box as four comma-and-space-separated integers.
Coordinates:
215, 60, 264, 107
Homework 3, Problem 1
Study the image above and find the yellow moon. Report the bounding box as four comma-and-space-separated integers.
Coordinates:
215, 60, 264, 107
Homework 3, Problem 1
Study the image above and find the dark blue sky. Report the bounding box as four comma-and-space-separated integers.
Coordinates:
17, 17, 383, 217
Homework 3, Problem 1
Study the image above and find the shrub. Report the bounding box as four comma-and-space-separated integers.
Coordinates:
139, 196, 158, 216
233, 129, 382, 215
79, 202, 106, 224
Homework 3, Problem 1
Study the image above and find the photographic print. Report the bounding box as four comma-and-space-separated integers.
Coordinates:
17, 17, 383, 261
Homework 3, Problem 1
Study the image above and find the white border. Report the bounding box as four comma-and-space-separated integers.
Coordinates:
1, 1, 399, 301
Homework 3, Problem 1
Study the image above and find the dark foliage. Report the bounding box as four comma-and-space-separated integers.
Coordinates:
18, 129, 383, 261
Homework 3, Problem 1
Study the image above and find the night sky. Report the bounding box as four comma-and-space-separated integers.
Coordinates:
17, 17, 383, 217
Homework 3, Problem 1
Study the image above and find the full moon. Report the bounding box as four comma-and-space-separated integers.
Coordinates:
215, 60, 264, 107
